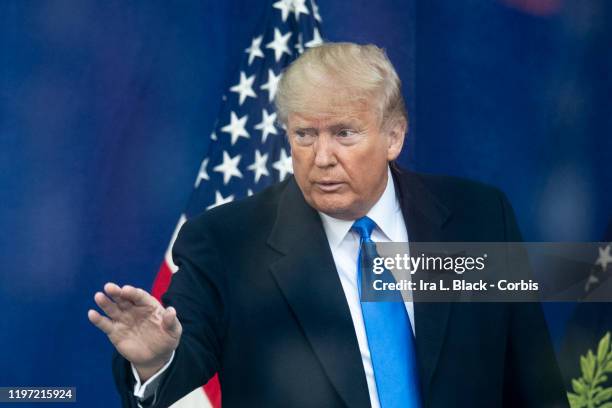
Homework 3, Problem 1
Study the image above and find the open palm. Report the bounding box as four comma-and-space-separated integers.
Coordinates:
88, 282, 182, 377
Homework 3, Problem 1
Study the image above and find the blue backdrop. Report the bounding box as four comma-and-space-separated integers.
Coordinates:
1, 0, 610, 406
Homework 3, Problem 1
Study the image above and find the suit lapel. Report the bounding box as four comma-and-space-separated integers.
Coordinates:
268, 178, 371, 408
392, 168, 453, 400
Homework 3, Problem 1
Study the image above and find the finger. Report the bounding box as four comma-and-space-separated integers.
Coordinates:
94, 292, 121, 320
162, 307, 181, 337
161, 306, 177, 331
104, 282, 132, 310
121, 285, 154, 307
104, 282, 121, 297
88, 309, 114, 335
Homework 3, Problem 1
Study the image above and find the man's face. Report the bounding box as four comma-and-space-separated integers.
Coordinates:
287, 101, 405, 220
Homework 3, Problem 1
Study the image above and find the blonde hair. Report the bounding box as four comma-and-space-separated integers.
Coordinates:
275, 42, 407, 130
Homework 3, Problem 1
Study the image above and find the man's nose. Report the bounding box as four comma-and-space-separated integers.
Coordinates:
313, 135, 337, 167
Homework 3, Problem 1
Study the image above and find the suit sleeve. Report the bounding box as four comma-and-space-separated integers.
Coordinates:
498, 191, 569, 408
112, 216, 228, 408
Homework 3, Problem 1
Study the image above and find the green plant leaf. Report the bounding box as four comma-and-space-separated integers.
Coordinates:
567, 392, 586, 408
573, 378, 587, 395
598, 333, 611, 365
568, 333, 612, 408
594, 387, 612, 404
581, 356, 590, 382
584, 351, 596, 383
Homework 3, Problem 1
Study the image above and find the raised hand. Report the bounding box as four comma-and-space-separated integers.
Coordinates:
88, 282, 182, 381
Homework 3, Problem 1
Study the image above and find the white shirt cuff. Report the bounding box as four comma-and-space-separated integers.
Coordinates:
131, 351, 175, 402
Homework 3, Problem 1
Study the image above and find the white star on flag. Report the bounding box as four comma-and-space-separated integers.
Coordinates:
305, 27, 323, 48
311, 0, 322, 22
585, 273, 600, 292
255, 108, 278, 143
596, 244, 612, 272
295, 33, 304, 54
266, 28, 292, 62
247, 150, 270, 183
293, 0, 310, 21
214, 151, 243, 185
292, 0, 309, 20
260, 69, 282, 103
245, 35, 264, 65
273, 148, 293, 180
273, 0, 293, 22
207, 191, 235, 210
230, 71, 257, 105
221, 111, 250, 145
194, 158, 209, 188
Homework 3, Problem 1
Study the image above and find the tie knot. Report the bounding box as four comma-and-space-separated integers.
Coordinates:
352, 216, 376, 240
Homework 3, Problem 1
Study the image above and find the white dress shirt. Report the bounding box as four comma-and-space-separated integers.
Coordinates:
318, 166, 413, 408
133, 166, 414, 408
132, 351, 174, 405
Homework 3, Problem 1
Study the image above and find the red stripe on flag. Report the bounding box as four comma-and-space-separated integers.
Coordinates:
204, 374, 222, 408
152, 260, 173, 301
151, 259, 223, 406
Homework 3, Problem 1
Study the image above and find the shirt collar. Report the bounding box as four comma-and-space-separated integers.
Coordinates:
319, 166, 401, 248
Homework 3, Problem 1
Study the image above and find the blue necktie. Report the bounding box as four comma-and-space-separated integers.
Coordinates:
352, 216, 421, 408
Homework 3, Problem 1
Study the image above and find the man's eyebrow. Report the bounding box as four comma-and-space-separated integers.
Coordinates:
327, 122, 361, 132
292, 126, 318, 133
291, 121, 362, 133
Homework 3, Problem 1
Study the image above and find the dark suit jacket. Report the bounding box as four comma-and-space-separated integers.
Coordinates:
113, 168, 569, 408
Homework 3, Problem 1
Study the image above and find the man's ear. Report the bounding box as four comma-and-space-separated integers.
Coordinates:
386, 118, 407, 161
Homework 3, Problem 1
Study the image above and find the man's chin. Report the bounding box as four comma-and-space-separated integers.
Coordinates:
312, 200, 362, 221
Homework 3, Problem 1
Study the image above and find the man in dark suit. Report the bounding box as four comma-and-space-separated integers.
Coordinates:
89, 43, 569, 407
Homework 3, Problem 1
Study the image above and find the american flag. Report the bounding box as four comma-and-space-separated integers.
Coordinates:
151, 1, 323, 406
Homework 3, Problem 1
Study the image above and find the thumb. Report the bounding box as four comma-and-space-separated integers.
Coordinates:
161, 306, 181, 336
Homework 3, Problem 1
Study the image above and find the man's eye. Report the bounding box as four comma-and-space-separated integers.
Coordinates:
337, 129, 356, 137
294, 130, 315, 145
295, 130, 313, 139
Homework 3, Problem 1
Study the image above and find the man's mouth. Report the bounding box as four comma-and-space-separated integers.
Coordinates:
314, 181, 344, 192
